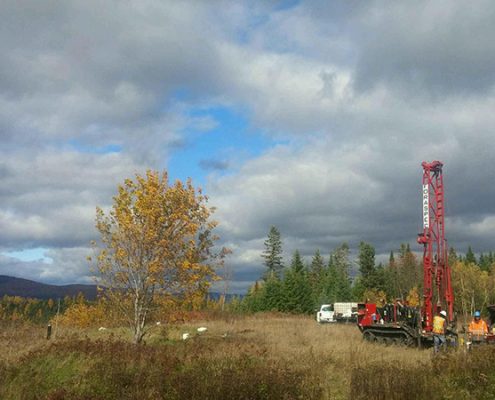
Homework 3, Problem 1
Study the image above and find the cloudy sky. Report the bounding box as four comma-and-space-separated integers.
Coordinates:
2, 0, 495, 293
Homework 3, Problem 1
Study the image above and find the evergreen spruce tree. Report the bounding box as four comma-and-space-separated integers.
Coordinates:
309, 249, 325, 279
309, 249, 326, 306
282, 250, 313, 313
374, 263, 388, 292
351, 276, 366, 301
385, 250, 399, 299
331, 243, 352, 301
262, 275, 284, 311
479, 253, 490, 271
486, 251, 495, 271
389, 251, 395, 265
358, 241, 376, 290
291, 249, 304, 272
395, 243, 420, 300
320, 253, 336, 304
465, 246, 477, 265
261, 226, 284, 279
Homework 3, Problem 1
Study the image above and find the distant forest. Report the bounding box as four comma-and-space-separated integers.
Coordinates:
235, 226, 495, 317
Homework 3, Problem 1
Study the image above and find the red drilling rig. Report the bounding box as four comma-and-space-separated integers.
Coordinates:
357, 161, 457, 346
417, 161, 454, 331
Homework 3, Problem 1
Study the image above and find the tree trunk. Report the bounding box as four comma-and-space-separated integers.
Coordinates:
133, 294, 147, 344
134, 327, 145, 344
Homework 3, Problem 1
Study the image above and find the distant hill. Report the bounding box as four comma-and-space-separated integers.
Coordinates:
0, 275, 97, 300
0, 275, 242, 302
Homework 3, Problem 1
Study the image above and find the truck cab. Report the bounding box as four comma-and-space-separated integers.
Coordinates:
316, 304, 335, 323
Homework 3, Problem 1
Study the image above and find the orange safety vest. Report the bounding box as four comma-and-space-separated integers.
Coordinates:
432, 315, 446, 334
468, 319, 488, 335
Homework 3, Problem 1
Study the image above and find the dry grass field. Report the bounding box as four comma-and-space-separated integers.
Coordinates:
0, 315, 494, 399
164, 314, 430, 398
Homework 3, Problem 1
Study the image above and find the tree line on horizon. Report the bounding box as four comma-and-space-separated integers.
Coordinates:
237, 226, 495, 316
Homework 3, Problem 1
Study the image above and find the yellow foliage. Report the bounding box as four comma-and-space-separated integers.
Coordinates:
363, 289, 387, 307
57, 302, 107, 328
92, 170, 228, 343
452, 260, 494, 318
406, 287, 420, 307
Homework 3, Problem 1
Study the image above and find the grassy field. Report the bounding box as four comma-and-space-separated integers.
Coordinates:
1, 315, 495, 399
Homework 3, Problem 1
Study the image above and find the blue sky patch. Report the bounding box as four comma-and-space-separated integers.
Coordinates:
3, 247, 53, 264
167, 105, 282, 186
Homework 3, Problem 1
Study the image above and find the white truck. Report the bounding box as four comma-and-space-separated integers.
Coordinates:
316, 302, 358, 323
316, 304, 335, 323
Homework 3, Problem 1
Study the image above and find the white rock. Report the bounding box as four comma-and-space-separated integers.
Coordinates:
182, 333, 190, 340
156, 321, 161, 326
197, 327, 208, 333
98, 327, 107, 331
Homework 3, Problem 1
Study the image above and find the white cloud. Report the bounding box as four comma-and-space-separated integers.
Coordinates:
2, 0, 495, 292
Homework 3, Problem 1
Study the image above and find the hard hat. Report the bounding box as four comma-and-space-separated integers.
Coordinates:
474, 310, 481, 317
440, 310, 447, 317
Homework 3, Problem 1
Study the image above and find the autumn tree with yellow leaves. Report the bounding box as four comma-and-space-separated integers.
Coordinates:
92, 170, 227, 343
451, 260, 494, 318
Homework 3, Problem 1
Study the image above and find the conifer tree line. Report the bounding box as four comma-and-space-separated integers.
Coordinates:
241, 226, 495, 315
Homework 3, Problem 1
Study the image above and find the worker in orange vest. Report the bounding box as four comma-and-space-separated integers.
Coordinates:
432, 310, 447, 353
468, 310, 488, 343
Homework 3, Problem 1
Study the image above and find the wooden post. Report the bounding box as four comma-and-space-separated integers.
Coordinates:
47, 323, 52, 340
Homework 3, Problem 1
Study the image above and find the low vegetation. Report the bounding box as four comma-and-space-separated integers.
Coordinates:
352, 347, 495, 400
1, 316, 326, 399
5, 314, 495, 400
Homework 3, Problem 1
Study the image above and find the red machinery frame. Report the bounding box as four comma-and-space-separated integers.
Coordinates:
417, 161, 454, 331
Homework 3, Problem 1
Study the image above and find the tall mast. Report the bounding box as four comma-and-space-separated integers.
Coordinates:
417, 161, 454, 331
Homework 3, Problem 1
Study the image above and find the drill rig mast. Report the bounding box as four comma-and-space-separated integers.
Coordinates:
417, 161, 454, 331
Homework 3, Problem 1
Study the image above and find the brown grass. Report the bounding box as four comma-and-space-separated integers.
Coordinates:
155, 314, 430, 399
0, 315, 466, 399
0, 321, 52, 363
